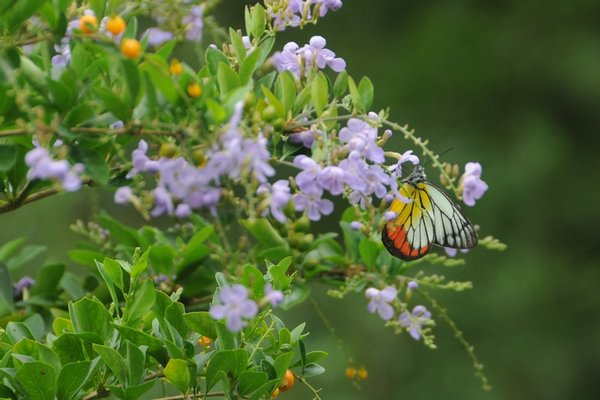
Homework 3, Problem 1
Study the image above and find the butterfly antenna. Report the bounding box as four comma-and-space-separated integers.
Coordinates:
422, 147, 454, 168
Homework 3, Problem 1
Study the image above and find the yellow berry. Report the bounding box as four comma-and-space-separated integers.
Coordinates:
278, 369, 295, 392
106, 16, 126, 36
358, 367, 368, 380
121, 39, 141, 59
271, 388, 280, 398
197, 336, 213, 347
79, 15, 98, 34
170, 59, 183, 76
187, 83, 202, 98
345, 366, 357, 380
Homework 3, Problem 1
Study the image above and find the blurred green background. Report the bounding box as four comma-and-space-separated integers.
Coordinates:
3, 0, 600, 398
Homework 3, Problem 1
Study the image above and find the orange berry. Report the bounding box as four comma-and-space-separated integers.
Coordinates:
170, 59, 183, 76
357, 367, 368, 380
271, 388, 280, 398
345, 366, 357, 380
278, 369, 295, 392
198, 336, 213, 347
187, 83, 202, 98
79, 15, 98, 34
121, 39, 141, 59
106, 16, 126, 36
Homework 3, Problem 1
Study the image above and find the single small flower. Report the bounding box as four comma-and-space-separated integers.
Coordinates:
407, 281, 418, 290
263, 283, 284, 307
383, 211, 397, 221
365, 286, 397, 320
350, 221, 362, 230
293, 185, 333, 221
257, 180, 292, 223
388, 150, 420, 179
317, 165, 348, 196
461, 162, 488, 206
175, 203, 192, 218
272, 42, 302, 79
110, 120, 124, 130
399, 305, 432, 341
13, 276, 35, 298
209, 284, 258, 332
339, 118, 383, 163
293, 155, 322, 191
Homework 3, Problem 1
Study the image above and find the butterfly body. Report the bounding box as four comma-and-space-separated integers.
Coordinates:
382, 165, 477, 261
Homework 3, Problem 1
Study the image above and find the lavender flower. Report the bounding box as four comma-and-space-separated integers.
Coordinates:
25, 147, 84, 191
290, 127, 322, 148
365, 286, 397, 320
263, 283, 284, 307
257, 180, 292, 223
209, 284, 258, 332
293, 155, 322, 191
126, 140, 160, 178
316, 0, 343, 16
387, 150, 420, 179
267, 0, 342, 31
317, 165, 348, 195
399, 305, 432, 341
114, 187, 133, 204
273, 36, 346, 79
383, 211, 397, 221
444, 247, 469, 257
461, 162, 488, 206
339, 118, 384, 163
407, 281, 419, 290
13, 276, 35, 298
182, 6, 203, 42
51, 14, 85, 67
146, 28, 174, 46
293, 185, 333, 221
350, 221, 362, 230
110, 120, 124, 130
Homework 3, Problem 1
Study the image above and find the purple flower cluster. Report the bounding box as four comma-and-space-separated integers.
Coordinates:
119, 103, 275, 218
461, 162, 488, 206
273, 36, 346, 79
267, 0, 342, 31
25, 147, 84, 191
399, 305, 432, 341
146, 28, 174, 46
257, 180, 292, 223
289, 116, 418, 219
182, 5, 203, 42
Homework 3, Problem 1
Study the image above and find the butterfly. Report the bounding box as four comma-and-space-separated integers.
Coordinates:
382, 165, 477, 260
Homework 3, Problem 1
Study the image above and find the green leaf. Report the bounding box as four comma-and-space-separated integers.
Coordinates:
275, 71, 297, 114
242, 265, 265, 298
0, 238, 25, 262
121, 59, 141, 107
155, 39, 177, 60
229, 28, 247, 62
47, 79, 74, 111
206, 349, 248, 390
217, 62, 241, 95
95, 260, 120, 311
31, 263, 65, 297
124, 380, 155, 400
305, 351, 328, 365
183, 312, 217, 339
69, 297, 113, 341
5, 322, 34, 343
237, 371, 268, 395
241, 218, 286, 248
6, 244, 46, 272
100, 258, 124, 290
347, 75, 361, 112
303, 363, 326, 378
0, 263, 14, 316
358, 76, 374, 111
123, 279, 155, 326
359, 238, 379, 269
239, 47, 261, 85
88, 0, 105, 18
260, 86, 285, 118
267, 256, 293, 290
63, 102, 95, 127
164, 358, 190, 394
311, 72, 329, 115
333, 70, 348, 98
0, 145, 16, 172
215, 322, 236, 350
12, 338, 60, 373
290, 323, 306, 344
250, 4, 266, 39
22, 314, 45, 341
51, 334, 85, 366
15, 361, 57, 400
94, 87, 129, 121
205, 47, 229, 76
113, 325, 164, 353
126, 341, 146, 385
2, 0, 48, 33
19, 56, 47, 96
57, 361, 91, 400
273, 351, 294, 378
279, 284, 310, 310
68, 249, 105, 266
92, 344, 127, 385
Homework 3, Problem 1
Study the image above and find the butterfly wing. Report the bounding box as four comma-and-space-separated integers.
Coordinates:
426, 183, 478, 249
382, 182, 436, 260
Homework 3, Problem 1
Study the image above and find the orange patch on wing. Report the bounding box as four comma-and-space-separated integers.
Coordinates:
393, 227, 407, 248
400, 242, 411, 255
419, 245, 429, 255
410, 249, 419, 257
